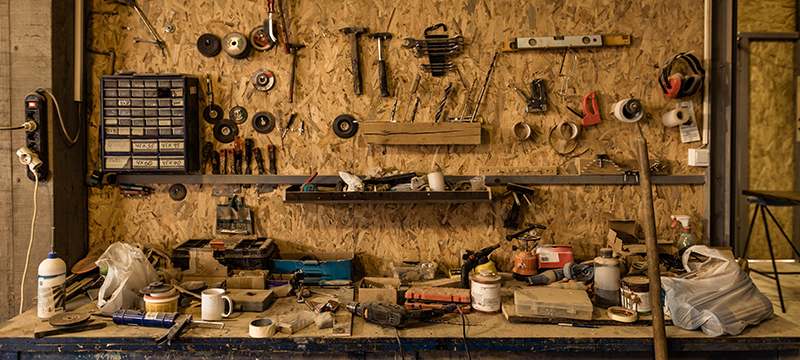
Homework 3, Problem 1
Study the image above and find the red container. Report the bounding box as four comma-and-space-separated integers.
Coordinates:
534, 245, 574, 270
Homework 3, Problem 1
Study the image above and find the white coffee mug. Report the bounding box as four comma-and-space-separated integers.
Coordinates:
201, 288, 232, 321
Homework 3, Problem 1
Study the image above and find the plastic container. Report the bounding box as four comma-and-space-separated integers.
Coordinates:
594, 248, 621, 307
144, 293, 180, 313
38, 251, 66, 319
514, 287, 594, 321
272, 251, 354, 281
390, 261, 436, 282
534, 245, 574, 270
171, 238, 276, 270
671, 215, 697, 253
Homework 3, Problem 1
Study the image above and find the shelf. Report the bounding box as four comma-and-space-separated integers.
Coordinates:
115, 174, 705, 186
283, 188, 493, 204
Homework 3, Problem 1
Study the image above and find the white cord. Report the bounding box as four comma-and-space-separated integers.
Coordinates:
35, 88, 80, 146
19, 170, 39, 314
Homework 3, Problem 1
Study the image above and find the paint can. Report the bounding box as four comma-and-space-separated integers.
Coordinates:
620, 276, 651, 315
470, 270, 501, 314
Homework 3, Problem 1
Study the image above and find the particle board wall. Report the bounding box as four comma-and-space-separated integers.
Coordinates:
739, 0, 796, 260
86, 0, 705, 275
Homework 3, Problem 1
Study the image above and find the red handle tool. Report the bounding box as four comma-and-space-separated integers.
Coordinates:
581, 91, 601, 126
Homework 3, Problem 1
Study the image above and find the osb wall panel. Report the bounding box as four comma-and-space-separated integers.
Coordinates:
739, 0, 795, 33
746, 41, 795, 259
86, 0, 705, 275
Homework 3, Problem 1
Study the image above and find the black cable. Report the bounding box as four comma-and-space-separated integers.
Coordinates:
458, 307, 472, 360
393, 326, 405, 360
0, 125, 24, 130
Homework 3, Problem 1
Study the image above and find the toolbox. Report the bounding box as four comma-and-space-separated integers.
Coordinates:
100, 74, 200, 173
170, 238, 276, 270
271, 252, 354, 282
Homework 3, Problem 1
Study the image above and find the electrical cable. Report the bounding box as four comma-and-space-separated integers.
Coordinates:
36, 88, 80, 146
393, 326, 405, 360
19, 170, 39, 314
457, 307, 472, 360
0, 125, 24, 131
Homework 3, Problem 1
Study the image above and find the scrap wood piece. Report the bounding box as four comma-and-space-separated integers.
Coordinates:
332, 287, 354, 337
405, 286, 471, 303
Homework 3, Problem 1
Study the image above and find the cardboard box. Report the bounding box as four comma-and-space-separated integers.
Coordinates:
227, 270, 269, 289
358, 277, 402, 304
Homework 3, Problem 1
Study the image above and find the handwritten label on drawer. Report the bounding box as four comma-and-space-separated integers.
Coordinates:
132, 140, 158, 152
105, 139, 131, 153
105, 156, 131, 169
132, 157, 159, 169
159, 140, 184, 152
159, 157, 184, 169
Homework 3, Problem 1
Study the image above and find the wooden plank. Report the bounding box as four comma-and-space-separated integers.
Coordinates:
0, 0, 13, 323
331, 287, 354, 337
360, 121, 482, 145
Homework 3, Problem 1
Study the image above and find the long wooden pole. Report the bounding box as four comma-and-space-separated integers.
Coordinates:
635, 136, 669, 360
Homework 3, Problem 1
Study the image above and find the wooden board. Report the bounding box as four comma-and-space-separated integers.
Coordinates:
360, 121, 482, 145
502, 298, 672, 326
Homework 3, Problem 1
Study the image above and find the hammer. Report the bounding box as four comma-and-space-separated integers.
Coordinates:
288, 43, 305, 103
368, 32, 392, 97
339, 26, 366, 95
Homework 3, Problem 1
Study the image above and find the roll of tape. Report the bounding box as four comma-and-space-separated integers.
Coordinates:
428, 171, 445, 191
513, 122, 532, 141
555, 121, 579, 140
249, 318, 276, 338
661, 108, 689, 128
607, 306, 638, 323
612, 99, 644, 123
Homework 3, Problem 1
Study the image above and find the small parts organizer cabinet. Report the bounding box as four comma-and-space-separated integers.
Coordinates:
100, 74, 200, 173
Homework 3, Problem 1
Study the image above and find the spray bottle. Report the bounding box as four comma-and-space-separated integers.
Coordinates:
38, 227, 66, 319
671, 215, 697, 253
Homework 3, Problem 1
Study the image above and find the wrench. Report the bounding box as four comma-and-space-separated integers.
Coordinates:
402, 35, 464, 48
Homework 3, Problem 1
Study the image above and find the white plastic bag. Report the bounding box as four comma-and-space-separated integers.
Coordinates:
95, 242, 159, 314
660, 245, 773, 336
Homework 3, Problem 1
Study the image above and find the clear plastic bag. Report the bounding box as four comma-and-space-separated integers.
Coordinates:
660, 245, 773, 336
95, 242, 159, 314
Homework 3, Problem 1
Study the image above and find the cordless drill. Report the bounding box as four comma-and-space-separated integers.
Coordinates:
346, 301, 454, 327
460, 243, 501, 288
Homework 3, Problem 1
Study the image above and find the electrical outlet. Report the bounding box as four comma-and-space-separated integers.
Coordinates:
688, 148, 709, 167
24, 92, 48, 181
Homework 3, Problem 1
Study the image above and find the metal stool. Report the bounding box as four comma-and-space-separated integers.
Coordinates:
741, 196, 800, 313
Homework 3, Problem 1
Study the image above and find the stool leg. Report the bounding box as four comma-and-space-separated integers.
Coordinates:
762, 206, 786, 313
764, 206, 800, 259
741, 204, 761, 258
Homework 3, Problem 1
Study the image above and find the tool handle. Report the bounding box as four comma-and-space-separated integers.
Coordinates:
253, 148, 265, 174
289, 54, 297, 103
244, 139, 253, 174
378, 60, 389, 97
267, 145, 277, 174
267, 0, 274, 13
409, 73, 421, 94
350, 35, 362, 95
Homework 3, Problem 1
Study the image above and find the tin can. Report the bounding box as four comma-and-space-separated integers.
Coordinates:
470, 270, 501, 314
620, 276, 651, 315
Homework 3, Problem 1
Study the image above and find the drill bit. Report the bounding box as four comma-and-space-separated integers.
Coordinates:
471, 51, 499, 123
389, 98, 398, 122
403, 74, 421, 122
409, 97, 420, 123
434, 82, 453, 123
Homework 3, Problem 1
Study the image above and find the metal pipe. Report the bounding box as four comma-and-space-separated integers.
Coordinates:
635, 136, 669, 360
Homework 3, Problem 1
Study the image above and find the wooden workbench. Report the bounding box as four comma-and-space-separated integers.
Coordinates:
1, 287, 799, 359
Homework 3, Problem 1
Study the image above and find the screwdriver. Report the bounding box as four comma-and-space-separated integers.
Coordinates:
282, 112, 297, 139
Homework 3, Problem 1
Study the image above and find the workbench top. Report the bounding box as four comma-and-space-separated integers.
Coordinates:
2, 287, 799, 356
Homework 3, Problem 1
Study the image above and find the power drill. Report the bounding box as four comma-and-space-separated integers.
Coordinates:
346, 301, 453, 327
460, 243, 500, 288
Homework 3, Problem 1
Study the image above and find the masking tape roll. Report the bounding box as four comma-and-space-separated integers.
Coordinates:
612, 99, 643, 123
513, 122, 532, 141
662, 108, 689, 128
607, 306, 638, 323
249, 318, 276, 338
555, 121, 579, 140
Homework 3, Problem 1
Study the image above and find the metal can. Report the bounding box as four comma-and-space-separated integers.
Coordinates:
620, 276, 651, 315
470, 270, 501, 314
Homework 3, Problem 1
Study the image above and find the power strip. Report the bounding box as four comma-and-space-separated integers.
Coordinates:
24, 92, 48, 181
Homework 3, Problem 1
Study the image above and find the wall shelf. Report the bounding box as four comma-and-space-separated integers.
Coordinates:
116, 174, 705, 186
283, 187, 493, 204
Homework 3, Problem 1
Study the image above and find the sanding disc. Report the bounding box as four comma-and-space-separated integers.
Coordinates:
222, 32, 251, 59
197, 34, 222, 57
203, 104, 224, 124
49, 312, 91, 327
249, 26, 275, 52
169, 184, 187, 201
229, 106, 248, 124
213, 119, 239, 144
252, 112, 276, 134
332, 114, 358, 139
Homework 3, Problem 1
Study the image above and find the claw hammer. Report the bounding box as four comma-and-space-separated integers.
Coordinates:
339, 26, 366, 95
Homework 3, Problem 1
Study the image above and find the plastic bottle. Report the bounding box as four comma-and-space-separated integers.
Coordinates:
671, 215, 697, 253
38, 238, 66, 319
594, 248, 621, 307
